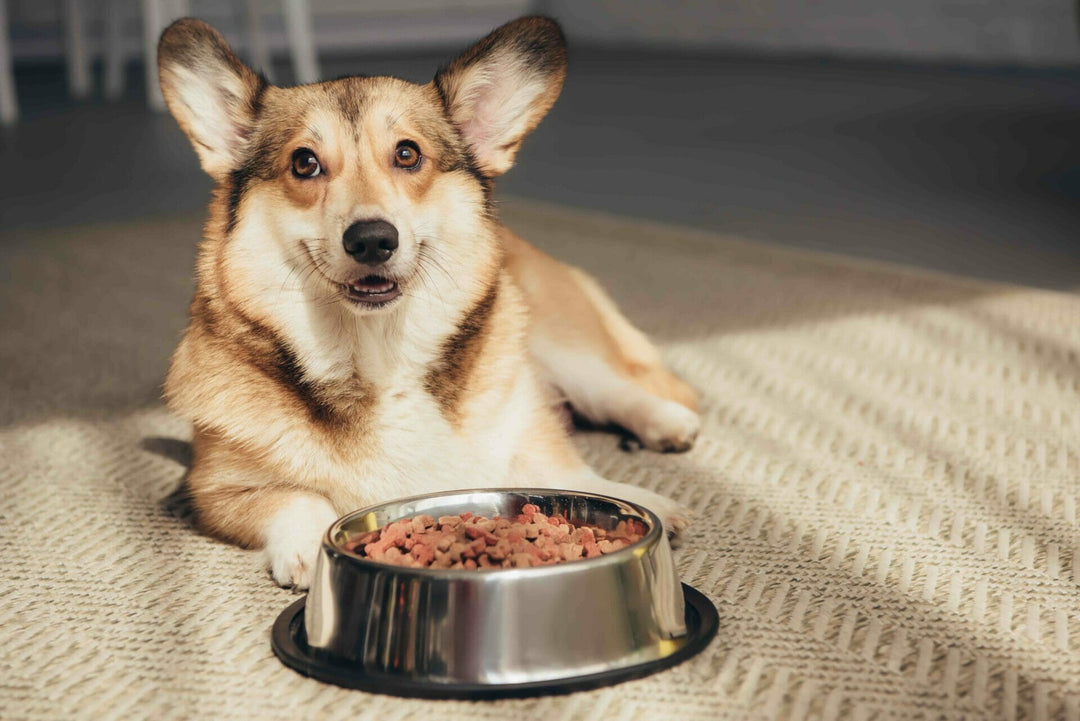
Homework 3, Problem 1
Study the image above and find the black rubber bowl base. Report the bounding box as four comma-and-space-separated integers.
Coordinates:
271, 583, 719, 700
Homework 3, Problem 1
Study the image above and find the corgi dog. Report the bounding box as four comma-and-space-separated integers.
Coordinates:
158, 16, 701, 588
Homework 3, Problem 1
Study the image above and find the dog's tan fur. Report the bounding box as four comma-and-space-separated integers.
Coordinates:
159, 16, 700, 587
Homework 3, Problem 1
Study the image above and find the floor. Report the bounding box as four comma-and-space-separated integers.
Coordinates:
2, 47, 1079, 290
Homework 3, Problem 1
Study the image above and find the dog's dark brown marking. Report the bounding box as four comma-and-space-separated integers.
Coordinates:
327, 78, 364, 123
511, 20, 566, 74
225, 169, 248, 232
425, 279, 499, 423
225, 130, 283, 231
433, 16, 565, 103
192, 287, 373, 433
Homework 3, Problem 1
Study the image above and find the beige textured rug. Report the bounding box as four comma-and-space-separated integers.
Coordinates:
3, 198, 1080, 720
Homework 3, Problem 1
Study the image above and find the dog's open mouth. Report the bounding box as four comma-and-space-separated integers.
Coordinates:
342, 275, 401, 305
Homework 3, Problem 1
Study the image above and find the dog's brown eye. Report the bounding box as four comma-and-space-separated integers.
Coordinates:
394, 141, 421, 170
292, 149, 321, 178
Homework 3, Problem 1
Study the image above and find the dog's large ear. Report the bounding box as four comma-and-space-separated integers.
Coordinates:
434, 17, 566, 177
158, 19, 265, 178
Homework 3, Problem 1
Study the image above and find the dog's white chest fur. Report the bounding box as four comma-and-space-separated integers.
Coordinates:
357, 382, 526, 503
300, 305, 534, 513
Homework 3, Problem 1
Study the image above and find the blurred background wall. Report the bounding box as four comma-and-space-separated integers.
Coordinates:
542, 0, 1080, 63
6, 0, 1079, 65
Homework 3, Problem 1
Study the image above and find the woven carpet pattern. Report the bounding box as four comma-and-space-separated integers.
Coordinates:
3, 200, 1079, 720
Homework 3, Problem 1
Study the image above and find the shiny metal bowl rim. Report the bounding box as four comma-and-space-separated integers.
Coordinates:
322, 487, 663, 580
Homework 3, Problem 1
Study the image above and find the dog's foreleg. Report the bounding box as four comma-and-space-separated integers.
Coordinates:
195, 483, 337, 590
262, 494, 339, 589
186, 430, 338, 589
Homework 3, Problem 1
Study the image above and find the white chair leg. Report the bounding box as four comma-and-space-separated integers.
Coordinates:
103, 0, 126, 100
281, 0, 318, 84
141, 0, 187, 111
63, 0, 92, 99
244, 0, 274, 83
0, 0, 17, 125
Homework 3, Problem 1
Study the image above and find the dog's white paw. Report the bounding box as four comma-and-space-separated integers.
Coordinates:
589, 478, 692, 538
634, 488, 693, 538
636, 400, 700, 453
263, 495, 339, 590
576, 472, 694, 539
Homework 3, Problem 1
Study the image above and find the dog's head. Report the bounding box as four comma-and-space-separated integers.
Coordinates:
158, 17, 565, 315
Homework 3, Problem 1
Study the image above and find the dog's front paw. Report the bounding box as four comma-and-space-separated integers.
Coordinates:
576, 472, 694, 539
604, 482, 693, 539
263, 495, 339, 590
641, 492, 693, 539
636, 400, 700, 453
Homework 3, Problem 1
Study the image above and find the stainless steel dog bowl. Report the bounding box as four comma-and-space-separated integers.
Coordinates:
272, 489, 718, 698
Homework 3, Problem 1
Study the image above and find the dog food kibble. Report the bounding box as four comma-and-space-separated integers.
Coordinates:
341, 504, 648, 569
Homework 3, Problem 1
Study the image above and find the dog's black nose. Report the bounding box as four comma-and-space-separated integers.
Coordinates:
343, 220, 398, 265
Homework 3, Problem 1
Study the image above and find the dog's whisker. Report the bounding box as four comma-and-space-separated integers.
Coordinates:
412, 262, 447, 307
420, 243, 459, 295
414, 244, 456, 306
279, 241, 333, 294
